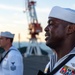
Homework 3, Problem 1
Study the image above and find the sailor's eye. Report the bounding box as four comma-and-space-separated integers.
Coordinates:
50, 21, 53, 24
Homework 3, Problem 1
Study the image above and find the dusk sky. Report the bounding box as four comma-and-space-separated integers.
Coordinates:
0, 0, 75, 42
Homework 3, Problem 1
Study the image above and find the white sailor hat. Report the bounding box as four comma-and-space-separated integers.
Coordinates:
0, 31, 15, 38
49, 6, 75, 23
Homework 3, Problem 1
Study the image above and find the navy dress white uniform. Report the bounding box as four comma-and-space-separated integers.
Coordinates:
44, 6, 75, 75
44, 48, 75, 75
0, 31, 23, 75
0, 46, 23, 75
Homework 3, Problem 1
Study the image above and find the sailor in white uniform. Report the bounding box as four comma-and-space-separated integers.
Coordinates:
0, 31, 23, 75
43, 6, 75, 75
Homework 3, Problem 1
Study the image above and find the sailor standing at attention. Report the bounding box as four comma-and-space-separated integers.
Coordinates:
0, 31, 23, 75
37, 6, 75, 75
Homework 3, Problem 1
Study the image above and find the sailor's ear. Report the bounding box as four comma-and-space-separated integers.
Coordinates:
66, 24, 75, 34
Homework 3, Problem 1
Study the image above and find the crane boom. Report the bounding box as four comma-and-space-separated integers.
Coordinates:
25, 0, 42, 39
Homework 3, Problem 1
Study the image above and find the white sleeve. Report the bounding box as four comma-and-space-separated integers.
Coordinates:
8, 55, 23, 75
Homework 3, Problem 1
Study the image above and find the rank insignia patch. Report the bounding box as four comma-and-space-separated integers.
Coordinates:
10, 62, 16, 71
60, 65, 75, 75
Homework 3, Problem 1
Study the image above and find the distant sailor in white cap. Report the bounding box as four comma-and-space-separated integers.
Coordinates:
37, 6, 75, 75
0, 31, 23, 75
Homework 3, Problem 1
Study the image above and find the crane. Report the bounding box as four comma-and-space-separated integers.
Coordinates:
24, 0, 43, 57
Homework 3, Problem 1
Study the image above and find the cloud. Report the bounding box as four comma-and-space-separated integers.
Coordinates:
36, 7, 51, 13
72, 4, 75, 8
0, 3, 51, 14
0, 4, 23, 11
